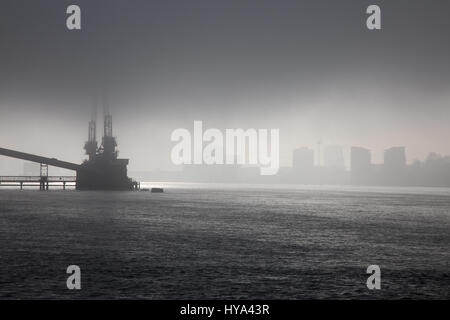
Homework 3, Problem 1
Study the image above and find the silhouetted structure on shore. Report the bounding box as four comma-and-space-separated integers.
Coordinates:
0, 96, 138, 191
132, 145, 450, 188
77, 94, 136, 190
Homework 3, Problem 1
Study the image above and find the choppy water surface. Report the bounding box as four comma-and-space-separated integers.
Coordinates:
0, 183, 449, 299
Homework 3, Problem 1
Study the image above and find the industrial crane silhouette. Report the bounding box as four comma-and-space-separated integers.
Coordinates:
0, 96, 138, 191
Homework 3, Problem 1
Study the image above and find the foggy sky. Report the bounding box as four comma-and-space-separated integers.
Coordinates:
1, 0, 450, 172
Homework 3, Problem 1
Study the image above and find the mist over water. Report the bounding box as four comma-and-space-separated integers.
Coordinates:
1, 1, 450, 173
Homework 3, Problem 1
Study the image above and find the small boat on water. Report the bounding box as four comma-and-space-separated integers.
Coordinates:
139, 187, 164, 193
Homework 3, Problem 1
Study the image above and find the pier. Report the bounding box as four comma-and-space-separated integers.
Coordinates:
0, 176, 76, 190
0, 95, 140, 191
0, 97, 140, 191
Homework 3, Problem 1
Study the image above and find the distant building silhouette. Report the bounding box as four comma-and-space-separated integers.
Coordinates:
126, 146, 450, 188
424, 152, 450, 168
384, 147, 406, 171
383, 146, 406, 185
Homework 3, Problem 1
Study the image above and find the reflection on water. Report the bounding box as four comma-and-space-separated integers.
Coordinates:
0, 183, 449, 299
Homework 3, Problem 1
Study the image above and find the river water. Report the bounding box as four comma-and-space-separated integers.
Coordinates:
0, 183, 449, 299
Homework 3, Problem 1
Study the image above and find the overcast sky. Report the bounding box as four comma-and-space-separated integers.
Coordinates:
1, 0, 450, 172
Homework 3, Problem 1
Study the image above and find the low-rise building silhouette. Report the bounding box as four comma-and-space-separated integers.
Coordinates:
384, 147, 406, 171
383, 146, 406, 185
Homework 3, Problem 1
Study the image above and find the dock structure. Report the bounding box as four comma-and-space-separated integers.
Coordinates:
0, 176, 77, 190
0, 93, 140, 191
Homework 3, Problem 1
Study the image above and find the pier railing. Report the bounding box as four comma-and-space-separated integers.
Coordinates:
0, 176, 76, 190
